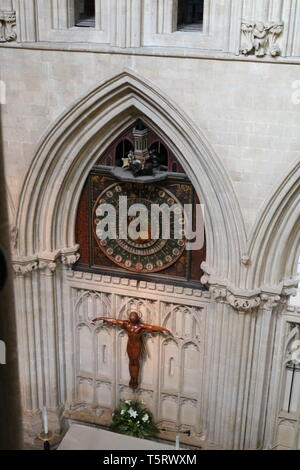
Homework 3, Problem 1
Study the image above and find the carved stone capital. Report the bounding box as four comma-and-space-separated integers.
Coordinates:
0, 11, 17, 43
240, 21, 283, 58
210, 286, 227, 303
260, 293, 281, 310
39, 261, 57, 274
209, 283, 261, 313
12, 257, 38, 276
226, 287, 261, 313
61, 245, 80, 268
37, 251, 60, 274
282, 279, 299, 299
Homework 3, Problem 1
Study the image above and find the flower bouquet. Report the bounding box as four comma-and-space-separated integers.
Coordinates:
109, 400, 159, 439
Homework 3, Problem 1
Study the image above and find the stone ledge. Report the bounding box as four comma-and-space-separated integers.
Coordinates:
1, 41, 300, 66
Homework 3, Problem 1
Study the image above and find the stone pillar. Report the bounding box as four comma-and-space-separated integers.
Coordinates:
12, 258, 41, 442
244, 293, 281, 449
60, 246, 80, 409
38, 253, 62, 433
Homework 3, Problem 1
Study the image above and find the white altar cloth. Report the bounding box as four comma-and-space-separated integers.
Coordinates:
58, 423, 176, 450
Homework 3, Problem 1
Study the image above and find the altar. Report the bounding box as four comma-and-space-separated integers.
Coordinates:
58, 424, 176, 450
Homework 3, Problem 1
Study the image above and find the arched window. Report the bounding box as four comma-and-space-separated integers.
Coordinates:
177, 0, 204, 31
75, 0, 95, 27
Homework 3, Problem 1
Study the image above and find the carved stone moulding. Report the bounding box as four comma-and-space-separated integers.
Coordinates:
12, 256, 39, 276
201, 261, 299, 313
12, 246, 81, 276
210, 284, 261, 313
0, 10, 17, 43
240, 21, 283, 58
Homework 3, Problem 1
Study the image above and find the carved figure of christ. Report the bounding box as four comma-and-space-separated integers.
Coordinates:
92, 312, 173, 389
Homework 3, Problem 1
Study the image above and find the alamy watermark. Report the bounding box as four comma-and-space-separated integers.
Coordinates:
95, 197, 205, 251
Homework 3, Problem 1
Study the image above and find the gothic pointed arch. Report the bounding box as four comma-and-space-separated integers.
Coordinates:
247, 161, 300, 288
16, 68, 246, 284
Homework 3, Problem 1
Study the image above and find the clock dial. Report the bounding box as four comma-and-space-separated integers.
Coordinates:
93, 182, 186, 273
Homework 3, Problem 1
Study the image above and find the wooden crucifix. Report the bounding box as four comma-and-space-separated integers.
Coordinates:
92, 311, 173, 389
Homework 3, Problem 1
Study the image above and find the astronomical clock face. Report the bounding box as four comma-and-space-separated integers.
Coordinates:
92, 182, 186, 273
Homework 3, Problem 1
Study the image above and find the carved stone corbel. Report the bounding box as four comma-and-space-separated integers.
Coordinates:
61, 245, 80, 269
240, 21, 283, 58
0, 11, 17, 43
282, 279, 299, 299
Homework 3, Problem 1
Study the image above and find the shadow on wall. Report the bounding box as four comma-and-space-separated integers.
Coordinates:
0, 110, 22, 450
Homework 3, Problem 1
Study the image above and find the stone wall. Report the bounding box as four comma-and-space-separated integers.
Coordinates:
0, 0, 299, 450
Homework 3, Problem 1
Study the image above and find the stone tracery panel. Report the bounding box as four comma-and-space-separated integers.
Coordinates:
158, 303, 203, 433
275, 321, 300, 449
72, 286, 205, 434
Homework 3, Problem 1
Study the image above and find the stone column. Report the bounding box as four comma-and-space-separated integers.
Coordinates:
244, 293, 281, 449
60, 246, 80, 409
12, 258, 41, 442
38, 253, 62, 433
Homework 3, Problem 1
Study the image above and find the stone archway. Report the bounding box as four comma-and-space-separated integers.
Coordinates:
247, 161, 300, 289
16, 68, 246, 285
12, 69, 253, 448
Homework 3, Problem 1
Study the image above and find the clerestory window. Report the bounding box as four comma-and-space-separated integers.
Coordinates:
75, 0, 95, 27
177, 0, 204, 32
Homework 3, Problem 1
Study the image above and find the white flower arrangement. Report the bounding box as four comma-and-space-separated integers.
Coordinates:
128, 408, 138, 419
110, 400, 159, 439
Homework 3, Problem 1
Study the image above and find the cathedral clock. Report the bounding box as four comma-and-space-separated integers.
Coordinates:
75, 119, 206, 288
